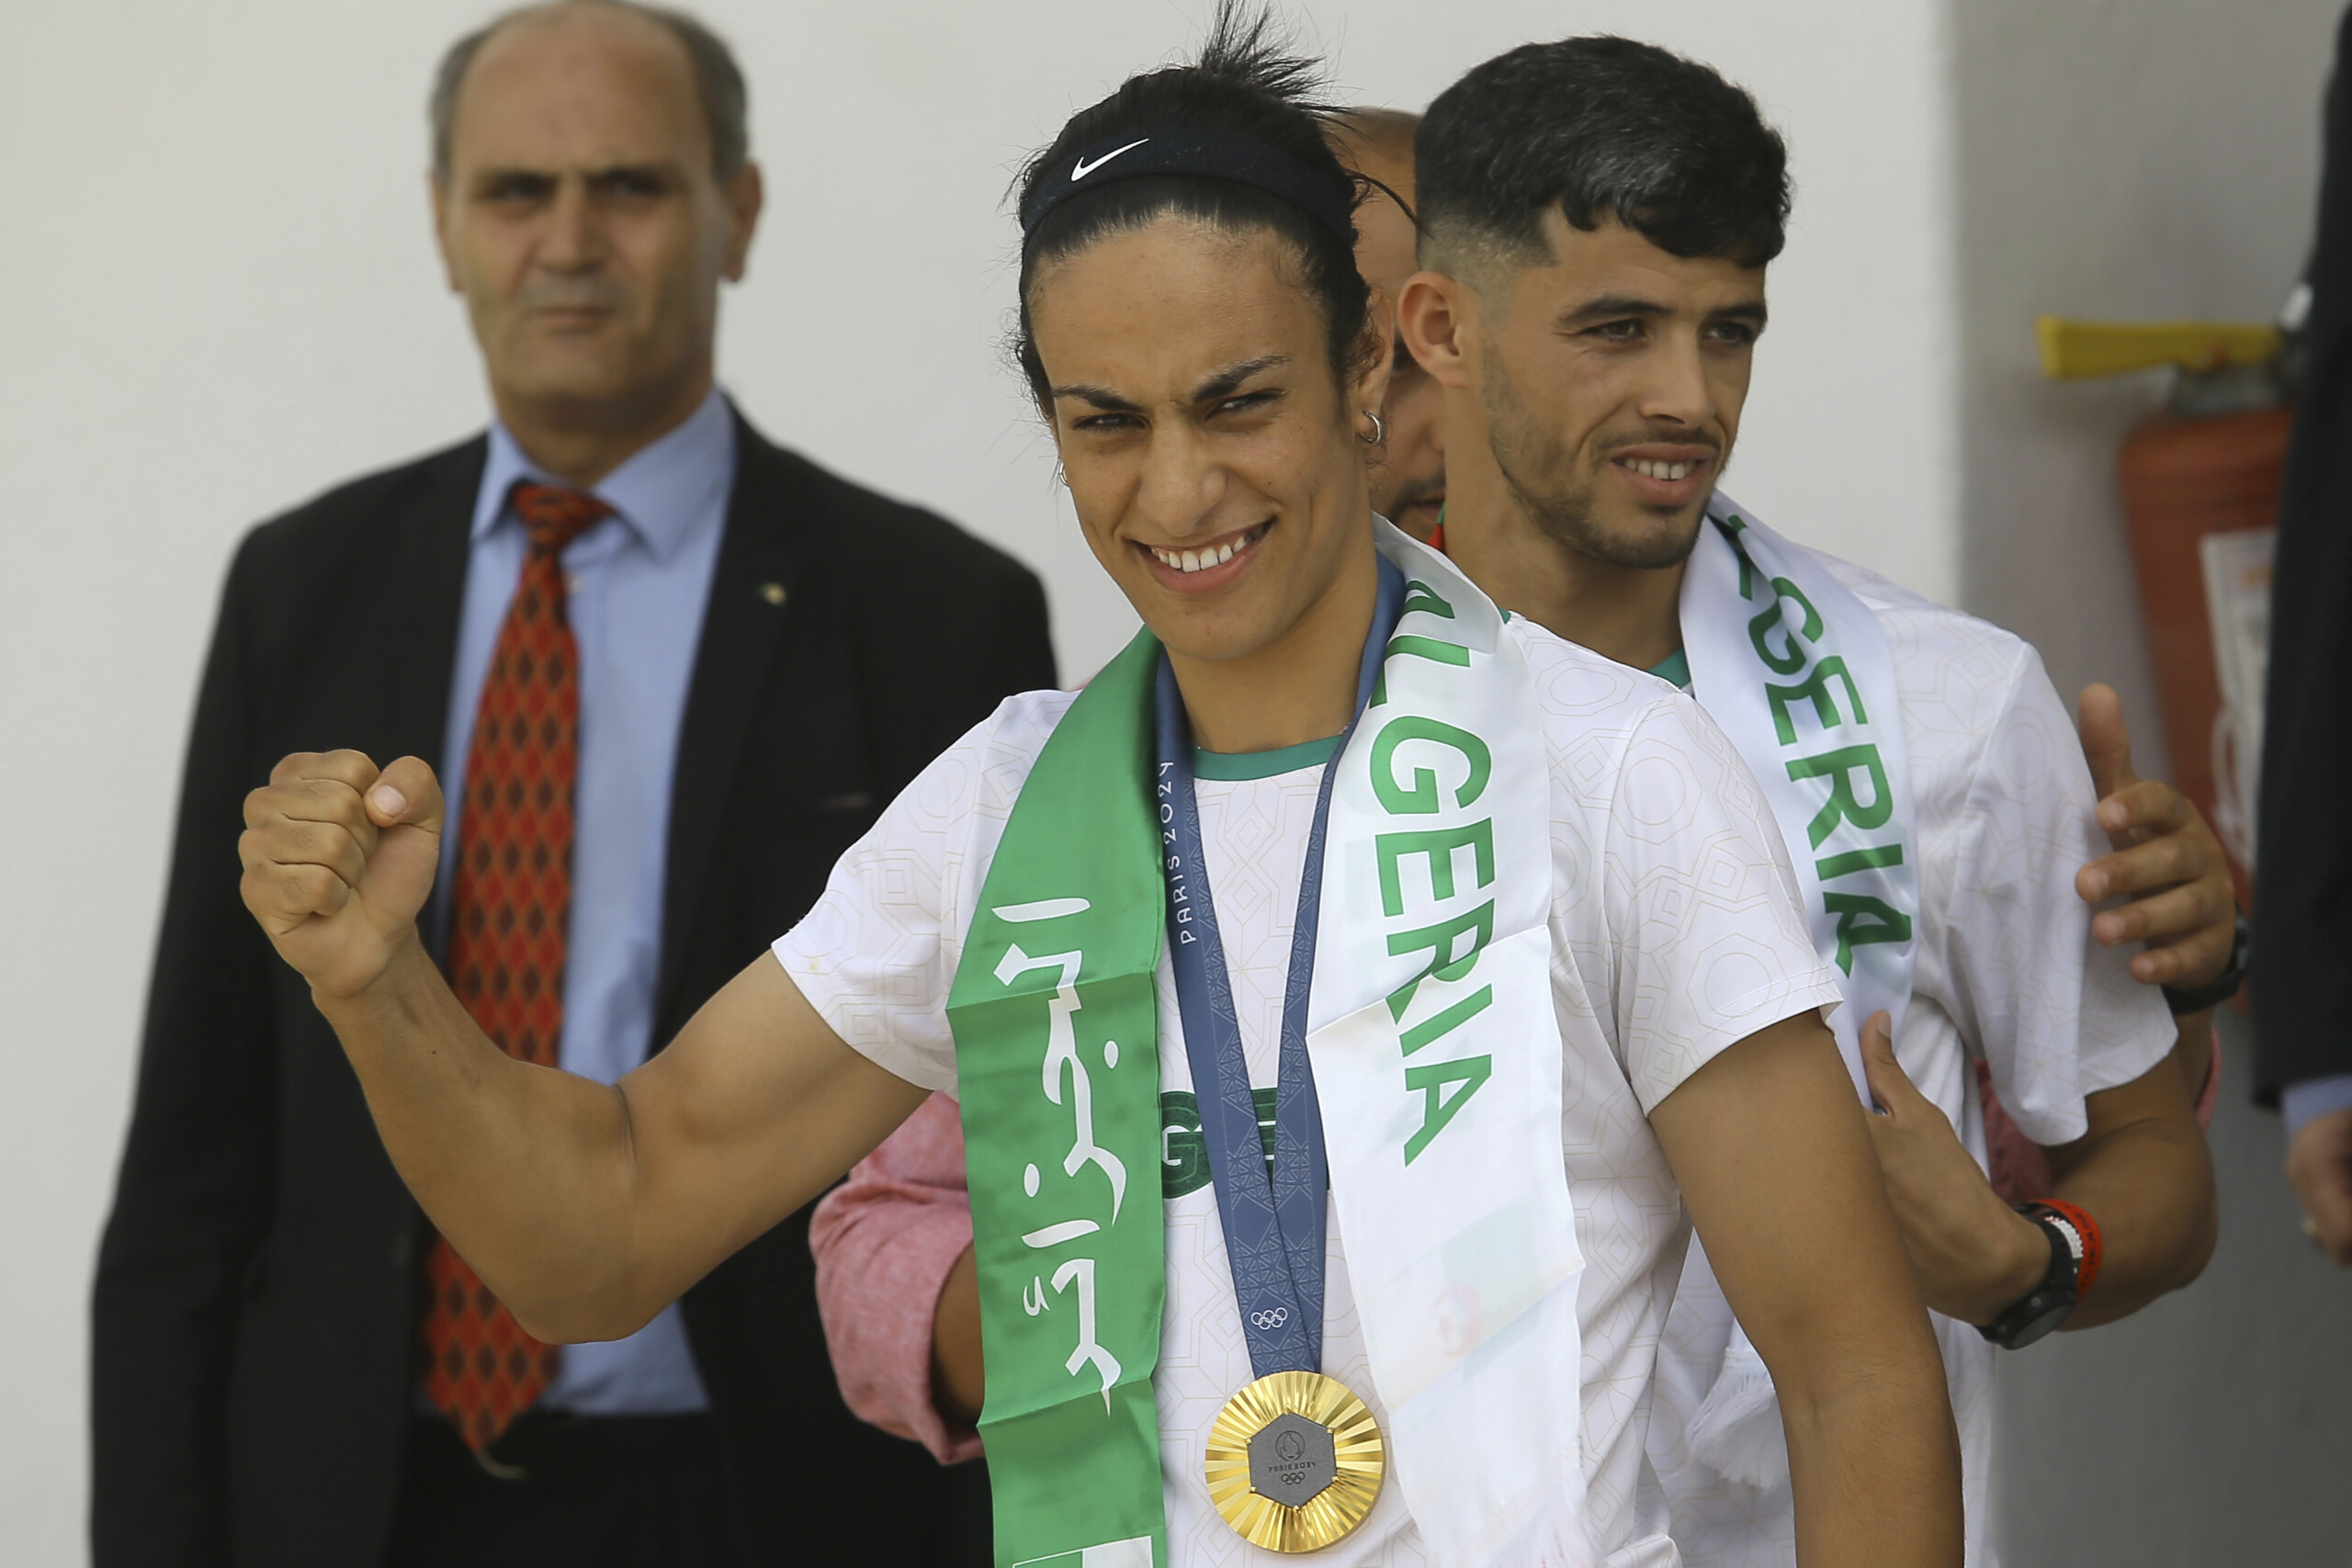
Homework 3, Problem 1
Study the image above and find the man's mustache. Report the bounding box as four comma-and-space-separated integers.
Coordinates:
1596, 429, 1723, 462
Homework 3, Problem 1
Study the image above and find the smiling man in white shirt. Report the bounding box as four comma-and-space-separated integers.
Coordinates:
1400, 35, 2225, 1568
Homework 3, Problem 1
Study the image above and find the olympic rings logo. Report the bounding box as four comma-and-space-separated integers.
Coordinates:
1249, 1307, 1291, 1331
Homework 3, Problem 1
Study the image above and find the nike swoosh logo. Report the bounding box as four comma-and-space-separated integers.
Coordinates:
1071, 139, 1149, 181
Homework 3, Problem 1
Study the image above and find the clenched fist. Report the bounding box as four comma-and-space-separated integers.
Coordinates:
240, 751, 445, 999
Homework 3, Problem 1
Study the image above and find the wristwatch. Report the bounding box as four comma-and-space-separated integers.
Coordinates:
2163, 908, 2249, 1016
1975, 1204, 2086, 1350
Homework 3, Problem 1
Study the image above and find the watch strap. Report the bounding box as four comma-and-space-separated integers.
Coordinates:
2164, 908, 2249, 1015
2027, 1198, 2103, 1298
1975, 1207, 2084, 1349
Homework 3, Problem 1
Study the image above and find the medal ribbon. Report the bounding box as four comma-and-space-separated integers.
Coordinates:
1153, 558, 1405, 1380
945, 525, 1587, 1566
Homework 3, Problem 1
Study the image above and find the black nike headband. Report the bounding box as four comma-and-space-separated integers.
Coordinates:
1019, 128, 1358, 247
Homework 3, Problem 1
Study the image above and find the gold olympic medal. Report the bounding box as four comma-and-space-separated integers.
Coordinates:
1203, 1370, 1385, 1552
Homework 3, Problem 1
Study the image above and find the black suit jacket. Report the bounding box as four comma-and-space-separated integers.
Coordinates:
2256, 12, 2352, 1101
92, 415, 1055, 1567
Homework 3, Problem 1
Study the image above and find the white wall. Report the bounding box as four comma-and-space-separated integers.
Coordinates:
1952, 0, 2342, 773
0, 0, 2038, 1558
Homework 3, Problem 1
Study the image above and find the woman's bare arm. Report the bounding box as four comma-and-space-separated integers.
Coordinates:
241, 750, 929, 1343
1652, 1010, 1963, 1568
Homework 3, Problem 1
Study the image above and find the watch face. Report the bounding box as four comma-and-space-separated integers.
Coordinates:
2003, 1301, 2074, 1350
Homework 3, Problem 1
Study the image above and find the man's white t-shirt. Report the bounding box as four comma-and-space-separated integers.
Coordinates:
778, 619, 1844, 1567
1648, 548, 2179, 1568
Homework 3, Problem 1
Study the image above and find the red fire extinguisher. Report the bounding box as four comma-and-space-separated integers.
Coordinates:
1971, 318, 2278, 1184
2039, 316, 2291, 906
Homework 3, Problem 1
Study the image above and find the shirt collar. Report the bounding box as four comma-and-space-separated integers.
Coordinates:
470, 385, 737, 563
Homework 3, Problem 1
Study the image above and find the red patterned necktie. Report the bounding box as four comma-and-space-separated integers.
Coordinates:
419, 479, 610, 1452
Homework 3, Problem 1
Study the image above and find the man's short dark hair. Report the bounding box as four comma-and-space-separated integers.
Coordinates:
430, 0, 749, 184
1417, 36, 1789, 277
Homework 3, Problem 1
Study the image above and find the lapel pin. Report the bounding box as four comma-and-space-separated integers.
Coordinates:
758, 581, 786, 606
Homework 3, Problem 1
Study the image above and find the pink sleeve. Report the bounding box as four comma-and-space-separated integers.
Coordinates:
809, 1091, 984, 1464
2193, 1023, 2222, 1126
1979, 1025, 2220, 1206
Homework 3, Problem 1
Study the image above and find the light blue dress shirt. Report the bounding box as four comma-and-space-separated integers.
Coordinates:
2284, 1074, 2352, 1138
435, 388, 733, 1415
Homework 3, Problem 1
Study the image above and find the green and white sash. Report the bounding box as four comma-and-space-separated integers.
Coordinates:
1674, 495, 1921, 1486
945, 525, 1589, 1567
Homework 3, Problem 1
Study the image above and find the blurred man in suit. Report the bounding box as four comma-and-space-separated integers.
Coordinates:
90, 4, 1048, 1564
2257, 6, 2352, 1266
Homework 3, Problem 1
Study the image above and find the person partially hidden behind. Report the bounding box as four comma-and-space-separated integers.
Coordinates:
1329, 107, 1444, 541
90, 4, 1048, 1565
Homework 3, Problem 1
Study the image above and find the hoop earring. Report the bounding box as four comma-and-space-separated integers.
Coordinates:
1359, 410, 1385, 446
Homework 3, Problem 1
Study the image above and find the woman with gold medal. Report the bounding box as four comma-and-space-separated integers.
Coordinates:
226, 6, 1963, 1564
791, 12, 1958, 1560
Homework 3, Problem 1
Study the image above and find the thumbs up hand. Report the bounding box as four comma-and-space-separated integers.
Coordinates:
240, 750, 446, 1000
2073, 683, 2235, 990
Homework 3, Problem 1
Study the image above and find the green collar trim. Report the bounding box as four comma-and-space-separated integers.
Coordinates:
1192, 734, 1344, 781
1650, 649, 1692, 690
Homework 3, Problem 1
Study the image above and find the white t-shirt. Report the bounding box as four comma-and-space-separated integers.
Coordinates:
1648, 548, 2179, 1568
778, 619, 1844, 1567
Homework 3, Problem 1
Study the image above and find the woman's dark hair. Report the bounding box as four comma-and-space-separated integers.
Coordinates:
1012, 4, 1374, 407
1419, 36, 1791, 275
